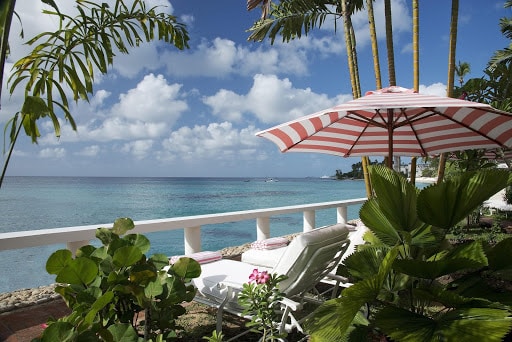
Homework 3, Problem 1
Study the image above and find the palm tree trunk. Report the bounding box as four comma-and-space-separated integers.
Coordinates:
438, 0, 459, 183
384, 0, 396, 87
366, 0, 381, 89
342, 0, 358, 98
342, 0, 372, 197
410, 0, 419, 185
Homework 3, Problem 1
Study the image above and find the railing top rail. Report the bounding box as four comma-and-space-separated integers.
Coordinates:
0, 198, 367, 251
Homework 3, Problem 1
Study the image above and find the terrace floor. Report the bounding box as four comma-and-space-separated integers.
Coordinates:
0, 299, 70, 342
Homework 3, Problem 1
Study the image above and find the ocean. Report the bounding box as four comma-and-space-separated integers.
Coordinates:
0, 176, 367, 293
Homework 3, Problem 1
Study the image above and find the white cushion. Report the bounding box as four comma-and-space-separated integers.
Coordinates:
169, 250, 223, 264
192, 259, 272, 301
241, 247, 286, 268
250, 237, 289, 250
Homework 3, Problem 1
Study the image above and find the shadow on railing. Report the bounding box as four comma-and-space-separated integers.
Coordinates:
0, 198, 367, 255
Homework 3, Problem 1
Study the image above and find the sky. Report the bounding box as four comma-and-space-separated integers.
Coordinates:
0, 0, 509, 178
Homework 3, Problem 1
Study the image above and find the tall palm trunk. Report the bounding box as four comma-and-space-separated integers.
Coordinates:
410, 0, 419, 184
438, 0, 459, 183
362, 0, 381, 197
342, 0, 373, 197
366, 0, 381, 89
342, 0, 359, 99
0, 0, 16, 108
384, 0, 399, 170
384, 0, 396, 87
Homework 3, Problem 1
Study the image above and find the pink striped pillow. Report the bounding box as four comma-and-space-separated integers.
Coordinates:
250, 237, 288, 250
169, 251, 222, 264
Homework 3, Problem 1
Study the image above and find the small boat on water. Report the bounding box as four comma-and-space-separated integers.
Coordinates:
265, 178, 278, 182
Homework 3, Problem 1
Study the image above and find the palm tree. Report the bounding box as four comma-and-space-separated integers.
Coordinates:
455, 61, 471, 87
246, 0, 375, 195
438, 0, 460, 182
489, 0, 512, 69
0, 1, 190, 187
410, 0, 420, 184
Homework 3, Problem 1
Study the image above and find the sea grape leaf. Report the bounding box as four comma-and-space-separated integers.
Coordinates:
150, 253, 170, 270
144, 279, 164, 298
84, 291, 115, 326
40, 321, 77, 341
107, 323, 139, 342
171, 257, 201, 279
124, 233, 150, 254
55, 257, 98, 285
46, 249, 73, 275
111, 217, 135, 236
112, 246, 142, 267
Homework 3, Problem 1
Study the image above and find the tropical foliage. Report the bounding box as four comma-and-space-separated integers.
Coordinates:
305, 165, 512, 341
0, 0, 189, 187
34, 217, 201, 341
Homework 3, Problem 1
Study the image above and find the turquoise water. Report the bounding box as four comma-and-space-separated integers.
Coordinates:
0, 177, 367, 293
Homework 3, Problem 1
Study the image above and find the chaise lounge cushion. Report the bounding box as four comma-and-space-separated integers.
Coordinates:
241, 223, 367, 268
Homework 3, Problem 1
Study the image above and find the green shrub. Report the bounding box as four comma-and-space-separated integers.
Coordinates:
306, 166, 512, 342
34, 217, 201, 342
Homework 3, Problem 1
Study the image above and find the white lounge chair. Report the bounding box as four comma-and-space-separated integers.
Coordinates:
241, 223, 367, 268
191, 223, 350, 338
241, 223, 368, 294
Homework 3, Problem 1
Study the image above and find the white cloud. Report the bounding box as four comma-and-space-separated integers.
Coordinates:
203, 74, 353, 124
39, 147, 66, 159
419, 83, 447, 96
160, 122, 260, 161
121, 140, 154, 159
112, 73, 188, 124
75, 145, 101, 157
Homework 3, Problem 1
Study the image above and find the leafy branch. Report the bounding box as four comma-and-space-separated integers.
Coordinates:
0, 0, 189, 187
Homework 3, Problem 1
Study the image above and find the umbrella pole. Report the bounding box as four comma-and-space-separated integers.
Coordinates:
387, 109, 393, 168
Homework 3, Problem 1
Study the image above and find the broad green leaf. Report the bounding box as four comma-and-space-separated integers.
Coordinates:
376, 306, 512, 342
360, 199, 401, 246
46, 249, 72, 275
39, 321, 77, 341
112, 246, 142, 267
129, 263, 157, 284
55, 257, 98, 285
341, 246, 388, 281
171, 257, 201, 279
124, 233, 150, 253
486, 237, 512, 279
369, 165, 420, 232
107, 323, 139, 342
394, 241, 488, 279
145, 279, 163, 298
75, 245, 96, 258
96, 227, 116, 245
307, 248, 399, 339
112, 217, 135, 236
418, 170, 510, 229
84, 291, 115, 326
150, 253, 170, 270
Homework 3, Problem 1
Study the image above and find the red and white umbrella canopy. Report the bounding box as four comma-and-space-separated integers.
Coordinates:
256, 86, 512, 163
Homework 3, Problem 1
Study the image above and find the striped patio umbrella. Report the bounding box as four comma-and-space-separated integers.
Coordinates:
256, 86, 512, 168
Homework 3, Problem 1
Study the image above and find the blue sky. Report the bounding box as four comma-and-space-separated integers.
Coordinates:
1, 0, 509, 178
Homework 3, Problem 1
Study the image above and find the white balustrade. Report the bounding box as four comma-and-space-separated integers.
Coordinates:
0, 198, 367, 255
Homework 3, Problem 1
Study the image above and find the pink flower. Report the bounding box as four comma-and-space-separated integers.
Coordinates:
258, 271, 270, 284
41, 323, 48, 329
248, 269, 270, 284
249, 268, 260, 283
